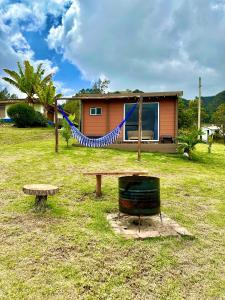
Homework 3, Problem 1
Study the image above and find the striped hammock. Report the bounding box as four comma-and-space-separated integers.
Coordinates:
58, 101, 138, 148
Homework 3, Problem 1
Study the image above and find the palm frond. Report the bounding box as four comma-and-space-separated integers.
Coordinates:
42, 74, 52, 84
36, 63, 43, 76
2, 77, 20, 89
3, 69, 21, 82
17, 62, 24, 77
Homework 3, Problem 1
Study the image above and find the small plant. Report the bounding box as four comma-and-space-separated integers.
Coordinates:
60, 115, 75, 147
178, 128, 202, 160
207, 134, 214, 153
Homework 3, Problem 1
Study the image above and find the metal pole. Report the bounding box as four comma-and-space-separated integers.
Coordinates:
198, 77, 201, 130
55, 98, 58, 153
137, 95, 143, 161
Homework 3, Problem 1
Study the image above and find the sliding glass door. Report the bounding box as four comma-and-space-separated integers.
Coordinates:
124, 103, 159, 141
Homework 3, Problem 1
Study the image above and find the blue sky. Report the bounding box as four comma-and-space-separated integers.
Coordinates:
1, 0, 225, 98
23, 29, 89, 93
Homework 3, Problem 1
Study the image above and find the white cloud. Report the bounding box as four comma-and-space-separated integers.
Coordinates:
47, 0, 225, 98
0, 0, 67, 97
54, 80, 74, 96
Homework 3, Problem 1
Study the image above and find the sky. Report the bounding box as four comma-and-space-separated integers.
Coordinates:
1, 0, 225, 99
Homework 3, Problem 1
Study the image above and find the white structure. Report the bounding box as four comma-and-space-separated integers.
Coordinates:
0, 101, 63, 121
201, 125, 220, 142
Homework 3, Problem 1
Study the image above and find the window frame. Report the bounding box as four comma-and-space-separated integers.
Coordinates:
89, 107, 102, 116
123, 102, 160, 142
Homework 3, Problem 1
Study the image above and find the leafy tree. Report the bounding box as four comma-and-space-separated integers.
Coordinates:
212, 103, 225, 144
76, 78, 110, 95
60, 115, 75, 147
92, 78, 110, 94
35, 81, 62, 116
178, 98, 195, 129
2, 61, 52, 103
178, 98, 209, 129
178, 129, 202, 160
0, 88, 17, 100
63, 100, 80, 124
132, 89, 144, 93
188, 98, 209, 124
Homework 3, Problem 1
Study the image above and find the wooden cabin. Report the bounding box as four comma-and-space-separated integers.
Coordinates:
77, 91, 183, 153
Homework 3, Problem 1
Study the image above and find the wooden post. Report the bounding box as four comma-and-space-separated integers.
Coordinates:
175, 96, 178, 143
55, 98, 58, 153
79, 100, 83, 131
198, 77, 201, 131
96, 175, 102, 197
138, 95, 143, 161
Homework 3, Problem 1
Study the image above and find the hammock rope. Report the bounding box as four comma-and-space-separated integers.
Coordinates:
58, 100, 138, 148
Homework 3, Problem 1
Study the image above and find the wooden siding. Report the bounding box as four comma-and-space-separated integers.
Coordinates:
83, 101, 108, 136
82, 97, 178, 140
159, 98, 176, 138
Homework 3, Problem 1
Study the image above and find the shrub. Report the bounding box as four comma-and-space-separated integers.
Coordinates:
60, 118, 72, 147
178, 128, 202, 160
7, 103, 47, 127
32, 111, 48, 127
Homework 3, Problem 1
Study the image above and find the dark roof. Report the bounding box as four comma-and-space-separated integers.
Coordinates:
72, 91, 183, 100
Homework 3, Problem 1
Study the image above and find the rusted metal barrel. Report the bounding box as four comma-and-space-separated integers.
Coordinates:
119, 176, 160, 216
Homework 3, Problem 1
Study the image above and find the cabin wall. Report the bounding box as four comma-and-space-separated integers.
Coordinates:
159, 98, 176, 138
82, 97, 177, 140
82, 101, 108, 136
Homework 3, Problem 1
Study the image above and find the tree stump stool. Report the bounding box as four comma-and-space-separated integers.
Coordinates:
23, 184, 59, 211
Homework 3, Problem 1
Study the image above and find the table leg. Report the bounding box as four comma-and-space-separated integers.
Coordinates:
96, 175, 102, 197
35, 195, 47, 211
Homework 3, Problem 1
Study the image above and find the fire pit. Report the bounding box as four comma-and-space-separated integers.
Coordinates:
119, 176, 161, 231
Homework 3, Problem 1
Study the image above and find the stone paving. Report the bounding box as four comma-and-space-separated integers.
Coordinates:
107, 213, 194, 239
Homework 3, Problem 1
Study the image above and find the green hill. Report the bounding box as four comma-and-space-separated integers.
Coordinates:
202, 90, 225, 115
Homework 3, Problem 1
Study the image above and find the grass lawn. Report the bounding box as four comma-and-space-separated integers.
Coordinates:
0, 127, 224, 300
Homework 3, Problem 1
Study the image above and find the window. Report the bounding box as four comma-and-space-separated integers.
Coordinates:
90, 107, 102, 115
124, 103, 159, 141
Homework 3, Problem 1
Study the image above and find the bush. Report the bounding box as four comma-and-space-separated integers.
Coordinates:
32, 111, 48, 127
60, 118, 72, 147
7, 103, 47, 127
178, 128, 202, 159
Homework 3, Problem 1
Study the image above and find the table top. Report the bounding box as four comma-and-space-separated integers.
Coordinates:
83, 171, 148, 176
23, 184, 59, 196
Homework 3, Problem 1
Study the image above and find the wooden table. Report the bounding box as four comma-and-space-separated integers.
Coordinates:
83, 171, 148, 197
23, 184, 59, 211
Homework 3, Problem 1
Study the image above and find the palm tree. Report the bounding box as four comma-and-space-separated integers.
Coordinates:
2, 61, 52, 103
35, 81, 62, 117
178, 129, 202, 159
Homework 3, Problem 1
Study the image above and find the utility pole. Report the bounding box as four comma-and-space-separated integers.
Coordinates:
198, 77, 202, 130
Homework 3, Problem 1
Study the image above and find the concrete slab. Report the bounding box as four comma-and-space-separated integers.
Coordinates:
107, 213, 194, 240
